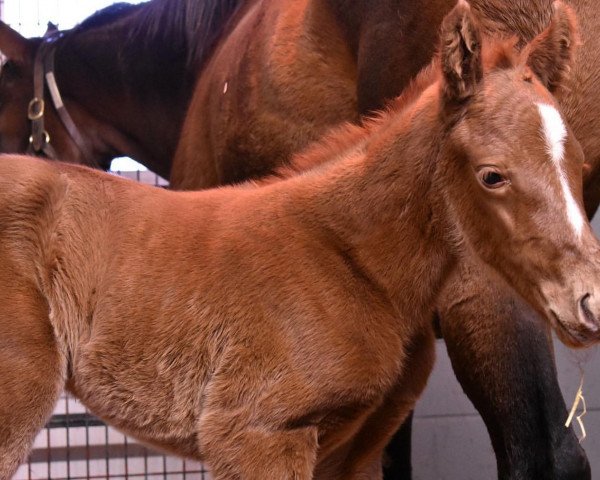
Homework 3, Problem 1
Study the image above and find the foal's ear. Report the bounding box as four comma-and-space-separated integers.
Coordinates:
525, 1, 578, 93
440, 0, 483, 106
0, 21, 32, 64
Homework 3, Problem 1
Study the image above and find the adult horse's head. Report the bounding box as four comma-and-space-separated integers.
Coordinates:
0, 19, 116, 170
0, 0, 237, 177
438, 0, 599, 347
0, 24, 43, 155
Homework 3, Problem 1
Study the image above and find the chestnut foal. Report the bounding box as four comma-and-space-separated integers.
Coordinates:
0, 3, 599, 479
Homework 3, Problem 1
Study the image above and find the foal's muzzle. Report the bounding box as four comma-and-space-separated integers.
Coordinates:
551, 291, 600, 347
577, 293, 600, 334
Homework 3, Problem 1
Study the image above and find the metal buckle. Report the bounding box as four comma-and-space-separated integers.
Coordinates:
27, 97, 45, 120
29, 130, 51, 148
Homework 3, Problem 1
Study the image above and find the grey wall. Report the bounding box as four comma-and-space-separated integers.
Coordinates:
411, 215, 600, 479
412, 339, 600, 479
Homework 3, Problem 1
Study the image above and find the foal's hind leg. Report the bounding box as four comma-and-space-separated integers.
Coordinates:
0, 274, 65, 479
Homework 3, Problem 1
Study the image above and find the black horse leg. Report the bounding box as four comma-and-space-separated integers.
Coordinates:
437, 260, 590, 480
382, 411, 413, 479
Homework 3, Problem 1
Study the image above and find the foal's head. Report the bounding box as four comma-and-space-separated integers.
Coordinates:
437, 1, 600, 346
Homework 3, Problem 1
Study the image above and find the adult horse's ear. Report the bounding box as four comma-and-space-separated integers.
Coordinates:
0, 21, 32, 64
46, 22, 59, 36
440, 0, 483, 107
525, 1, 578, 93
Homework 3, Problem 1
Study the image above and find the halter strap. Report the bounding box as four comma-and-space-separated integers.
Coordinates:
28, 31, 97, 167
28, 34, 56, 158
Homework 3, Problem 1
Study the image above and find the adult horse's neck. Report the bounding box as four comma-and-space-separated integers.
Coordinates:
51, 6, 184, 177
52, 0, 241, 178
470, 0, 554, 41
323, 0, 451, 114
324, 0, 554, 114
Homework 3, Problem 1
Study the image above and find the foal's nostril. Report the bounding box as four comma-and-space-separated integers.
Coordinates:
578, 293, 600, 332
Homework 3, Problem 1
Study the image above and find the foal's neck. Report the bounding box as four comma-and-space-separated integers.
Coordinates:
305, 92, 456, 320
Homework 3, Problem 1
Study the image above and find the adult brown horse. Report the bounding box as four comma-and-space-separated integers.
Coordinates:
0, 5, 598, 478
0, 0, 596, 479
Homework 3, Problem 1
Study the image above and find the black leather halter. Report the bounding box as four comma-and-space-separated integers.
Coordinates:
27, 31, 96, 167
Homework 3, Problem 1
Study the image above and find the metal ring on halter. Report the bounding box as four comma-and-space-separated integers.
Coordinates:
28, 97, 45, 120
29, 131, 51, 147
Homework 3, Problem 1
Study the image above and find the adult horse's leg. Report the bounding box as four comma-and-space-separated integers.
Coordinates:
437, 259, 590, 480
382, 412, 413, 479
0, 261, 65, 479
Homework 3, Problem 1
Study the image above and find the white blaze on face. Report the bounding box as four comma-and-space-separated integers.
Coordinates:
537, 103, 585, 239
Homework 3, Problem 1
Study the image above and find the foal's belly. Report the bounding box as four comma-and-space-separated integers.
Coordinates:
66, 336, 210, 459
65, 328, 430, 471
59, 249, 432, 468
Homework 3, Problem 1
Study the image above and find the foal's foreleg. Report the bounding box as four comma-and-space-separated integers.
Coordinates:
0, 277, 65, 479
437, 259, 590, 480
199, 411, 318, 480
343, 327, 434, 480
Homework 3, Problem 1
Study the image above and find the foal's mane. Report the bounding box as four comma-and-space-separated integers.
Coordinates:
69, 0, 243, 72
257, 36, 522, 186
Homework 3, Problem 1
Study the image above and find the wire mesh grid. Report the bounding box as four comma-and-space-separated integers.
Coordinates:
15, 394, 211, 480
12, 170, 212, 479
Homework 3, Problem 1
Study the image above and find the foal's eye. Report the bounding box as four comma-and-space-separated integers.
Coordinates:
478, 168, 508, 189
